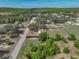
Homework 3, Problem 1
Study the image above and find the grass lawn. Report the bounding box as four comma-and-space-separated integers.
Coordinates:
48, 24, 79, 38
64, 24, 79, 38
48, 28, 68, 38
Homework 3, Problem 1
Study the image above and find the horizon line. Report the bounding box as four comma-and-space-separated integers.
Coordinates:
0, 7, 79, 9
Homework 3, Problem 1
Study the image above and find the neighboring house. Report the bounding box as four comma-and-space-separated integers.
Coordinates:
52, 13, 58, 16
40, 24, 49, 29
0, 44, 10, 56
65, 18, 76, 25
45, 13, 48, 16
0, 47, 9, 59
75, 18, 79, 25
65, 17, 79, 25
65, 21, 72, 24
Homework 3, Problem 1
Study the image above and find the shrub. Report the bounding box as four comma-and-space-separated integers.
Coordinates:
68, 34, 76, 41
39, 32, 50, 42
38, 45, 44, 51
74, 39, 79, 49
63, 47, 70, 54
42, 43, 60, 56
46, 38, 54, 45
54, 33, 63, 41
31, 45, 38, 52
26, 52, 31, 59
31, 51, 46, 59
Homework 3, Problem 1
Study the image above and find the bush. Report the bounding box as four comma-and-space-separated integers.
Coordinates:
38, 45, 44, 51
68, 34, 76, 41
74, 39, 79, 49
39, 32, 50, 42
42, 43, 60, 56
54, 33, 63, 41
63, 47, 70, 54
31, 45, 38, 52
46, 38, 54, 45
26, 52, 31, 59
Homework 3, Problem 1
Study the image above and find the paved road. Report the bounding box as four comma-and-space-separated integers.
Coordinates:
9, 17, 37, 59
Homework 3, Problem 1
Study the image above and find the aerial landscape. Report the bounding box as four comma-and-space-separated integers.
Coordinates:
0, 0, 79, 59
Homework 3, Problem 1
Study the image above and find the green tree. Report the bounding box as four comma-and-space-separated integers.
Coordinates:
39, 32, 50, 42
31, 45, 38, 52
46, 38, 54, 45
26, 51, 31, 59
74, 39, 79, 49
38, 45, 44, 51
42, 43, 60, 56
54, 33, 63, 41
68, 34, 76, 41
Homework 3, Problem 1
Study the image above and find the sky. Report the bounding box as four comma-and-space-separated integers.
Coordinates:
0, 0, 79, 8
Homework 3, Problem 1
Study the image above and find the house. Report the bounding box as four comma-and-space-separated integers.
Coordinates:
69, 17, 79, 25
65, 21, 72, 24
65, 17, 76, 25
0, 44, 10, 56
75, 18, 79, 25
40, 24, 49, 29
